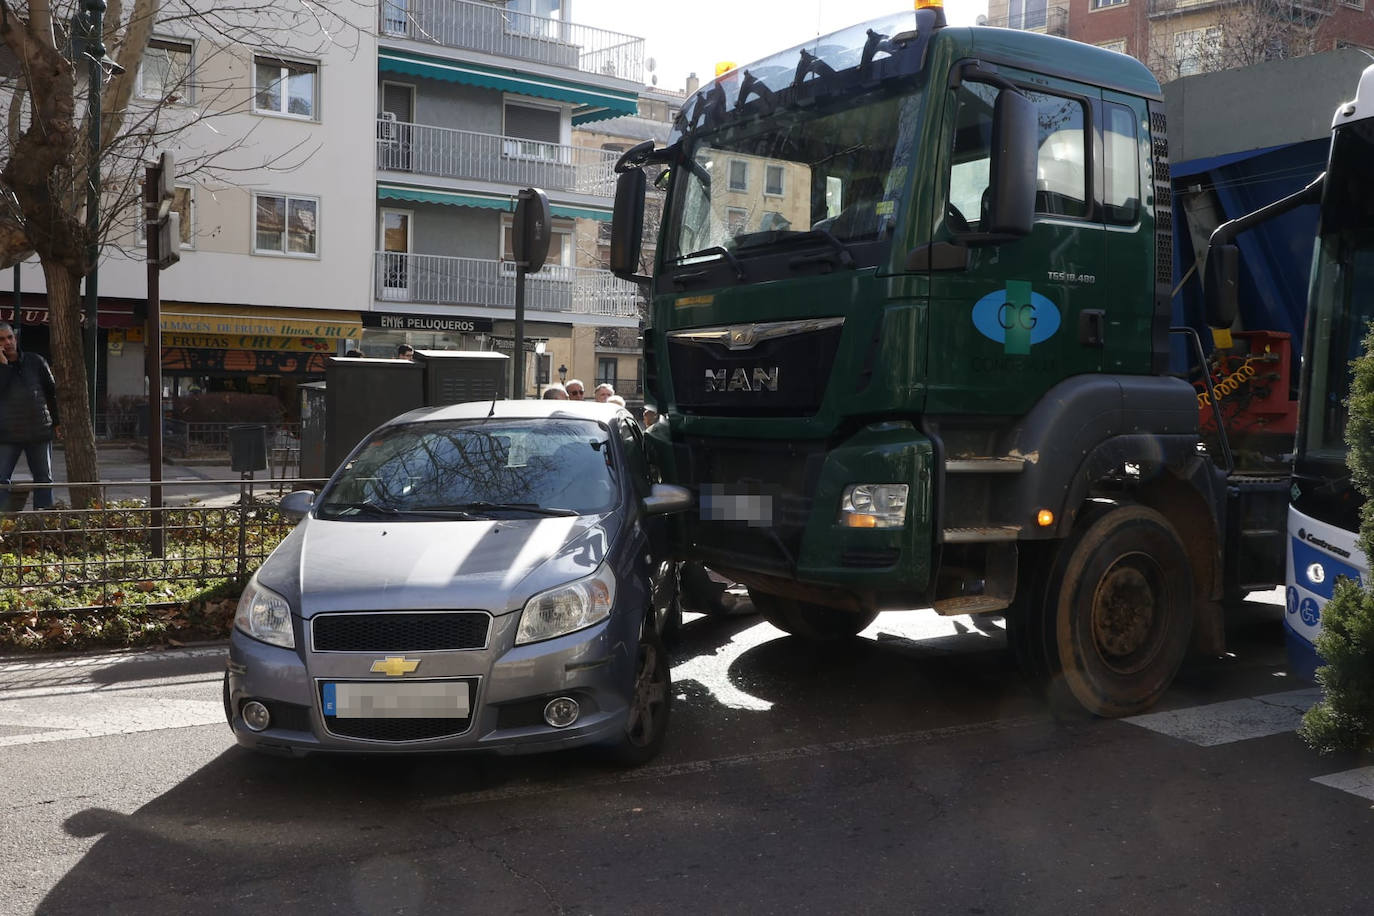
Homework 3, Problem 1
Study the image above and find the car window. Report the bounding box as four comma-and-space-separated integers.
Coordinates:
317, 418, 618, 517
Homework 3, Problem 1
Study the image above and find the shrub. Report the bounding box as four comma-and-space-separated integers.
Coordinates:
1300, 324, 1374, 755
171, 392, 284, 425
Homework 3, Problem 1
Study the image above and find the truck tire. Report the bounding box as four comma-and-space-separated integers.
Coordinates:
750, 589, 878, 641
1025, 505, 1194, 717
678, 562, 739, 616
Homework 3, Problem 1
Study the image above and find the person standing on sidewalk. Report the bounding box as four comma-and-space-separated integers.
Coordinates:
0, 322, 61, 510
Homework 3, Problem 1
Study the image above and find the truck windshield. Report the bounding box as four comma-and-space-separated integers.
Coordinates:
1298, 119, 1374, 463
664, 90, 920, 268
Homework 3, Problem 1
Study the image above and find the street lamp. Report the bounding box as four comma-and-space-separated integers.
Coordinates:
77, 0, 125, 416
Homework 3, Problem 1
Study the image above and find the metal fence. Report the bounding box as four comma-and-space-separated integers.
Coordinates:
0, 478, 322, 614
374, 252, 642, 318
381, 0, 645, 83
377, 119, 618, 196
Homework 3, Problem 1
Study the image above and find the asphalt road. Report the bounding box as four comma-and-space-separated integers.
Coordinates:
3, 593, 1370, 915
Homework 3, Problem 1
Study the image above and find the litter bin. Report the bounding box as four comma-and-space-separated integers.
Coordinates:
227, 424, 268, 473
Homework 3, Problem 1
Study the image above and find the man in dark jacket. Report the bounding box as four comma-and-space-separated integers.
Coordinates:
0, 322, 61, 510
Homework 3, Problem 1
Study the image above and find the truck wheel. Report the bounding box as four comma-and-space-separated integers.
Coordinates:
1049, 505, 1194, 717
750, 589, 878, 641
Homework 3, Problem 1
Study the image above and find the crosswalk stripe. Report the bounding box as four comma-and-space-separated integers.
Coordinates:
1311, 767, 1374, 801
1124, 688, 1321, 746
0, 696, 224, 747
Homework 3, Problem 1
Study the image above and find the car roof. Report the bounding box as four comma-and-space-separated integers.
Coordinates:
390, 399, 627, 426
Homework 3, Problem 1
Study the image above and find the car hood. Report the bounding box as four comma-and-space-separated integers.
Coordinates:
256, 513, 621, 618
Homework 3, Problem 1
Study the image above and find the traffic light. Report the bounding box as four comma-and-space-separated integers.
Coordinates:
149, 151, 180, 270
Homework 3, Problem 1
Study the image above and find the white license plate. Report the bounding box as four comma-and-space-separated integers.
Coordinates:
322, 681, 470, 719
699, 484, 774, 526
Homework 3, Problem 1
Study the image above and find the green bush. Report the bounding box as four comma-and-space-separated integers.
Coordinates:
172, 392, 284, 425
1301, 324, 1374, 755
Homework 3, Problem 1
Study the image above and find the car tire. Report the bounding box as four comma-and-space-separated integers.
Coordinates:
650, 560, 682, 643
749, 589, 878, 641
605, 623, 672, 766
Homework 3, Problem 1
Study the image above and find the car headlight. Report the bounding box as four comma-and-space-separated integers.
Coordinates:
234, 578, 295, 649
516, 567, 616, 645
839, 484, 909, 529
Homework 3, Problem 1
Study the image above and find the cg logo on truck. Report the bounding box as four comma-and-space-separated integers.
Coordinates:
971, 281, 1062, 355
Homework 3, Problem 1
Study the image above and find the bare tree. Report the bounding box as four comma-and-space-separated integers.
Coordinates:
1148, 0, 1333, 82
0, 0, 367, 505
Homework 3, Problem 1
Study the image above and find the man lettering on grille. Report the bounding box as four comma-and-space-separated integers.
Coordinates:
0, 323, 61, 511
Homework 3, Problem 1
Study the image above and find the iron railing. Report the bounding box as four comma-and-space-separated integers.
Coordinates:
374, 252, 641, 318
379, 0, 645, 83
0, 478, 323, 613
377, 119, 619, 196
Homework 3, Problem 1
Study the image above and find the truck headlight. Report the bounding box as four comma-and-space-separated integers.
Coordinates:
516, 568, 616, 645
839, 484, 909, 529
234, 578, 295, 649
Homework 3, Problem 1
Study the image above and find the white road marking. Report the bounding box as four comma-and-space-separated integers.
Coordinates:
0, 694, 225, 746
1311, 766, 1374, 801
1124, 688, 1321, 747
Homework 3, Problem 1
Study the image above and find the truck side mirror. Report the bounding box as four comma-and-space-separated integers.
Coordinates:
985, 89, 1036, 237
610, 169, 647, 279
1203, 243, 1239, 329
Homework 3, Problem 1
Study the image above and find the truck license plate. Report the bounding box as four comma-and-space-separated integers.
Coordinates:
699, 484, 774, 527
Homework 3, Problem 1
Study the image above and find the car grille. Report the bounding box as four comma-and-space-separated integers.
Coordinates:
323, 716, 474, 742
311, 612, 490, 652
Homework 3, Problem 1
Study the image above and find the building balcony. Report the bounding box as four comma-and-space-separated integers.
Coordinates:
595, 327, 640, 353
380, 0, 645, 84
377, 119, 618, 196
981, 5, 1068, 34
375, 252, 641, 319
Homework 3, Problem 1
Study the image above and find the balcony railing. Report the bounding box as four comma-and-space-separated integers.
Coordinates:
380, 0, 645, 83
981, 5, 1068, 34
375, 252, 641, 318
377, 119, 618, 196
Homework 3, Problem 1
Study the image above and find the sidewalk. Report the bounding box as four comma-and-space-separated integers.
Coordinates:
9, 444, 280, 507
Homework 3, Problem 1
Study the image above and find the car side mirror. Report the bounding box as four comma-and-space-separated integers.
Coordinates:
279, 489, 316, 520
642, 483, 692, 515
610, 169, 647, 279
1203, 243, 1239, 329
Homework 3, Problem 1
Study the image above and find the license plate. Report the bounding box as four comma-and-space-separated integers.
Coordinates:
699, 484, 773, 527
322, 681, 471, 719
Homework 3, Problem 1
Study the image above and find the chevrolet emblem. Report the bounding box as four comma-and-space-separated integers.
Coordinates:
370, 656, 420, 676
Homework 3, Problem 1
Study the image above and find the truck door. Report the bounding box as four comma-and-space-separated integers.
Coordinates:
926, 70, 1107, 416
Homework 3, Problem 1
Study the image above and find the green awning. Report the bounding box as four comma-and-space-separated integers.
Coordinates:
376, 185, 611, 221
378, 50, 637, 121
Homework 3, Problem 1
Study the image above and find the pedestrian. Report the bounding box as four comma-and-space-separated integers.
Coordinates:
643, 405, 658, 428
607, 395, 626, 408
342, 348, 362, 358
395, 344, 414, 360
594, 383, 615, 403
0, 322, 61, 511
542, 383, 568, 400
566, 379, 586, 400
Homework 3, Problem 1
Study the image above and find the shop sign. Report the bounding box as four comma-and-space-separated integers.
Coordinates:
362, 312, 494, 334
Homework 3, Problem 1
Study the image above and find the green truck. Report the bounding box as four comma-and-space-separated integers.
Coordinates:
608, 4, 1288, 717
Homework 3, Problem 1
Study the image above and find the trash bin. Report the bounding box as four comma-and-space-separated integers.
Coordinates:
227, 424, 268, 473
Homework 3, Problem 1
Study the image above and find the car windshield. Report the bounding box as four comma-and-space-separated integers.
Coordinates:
315, 418, 617, 519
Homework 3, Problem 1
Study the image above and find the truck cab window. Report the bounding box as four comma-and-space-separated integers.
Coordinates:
1102, 102, 1140, 224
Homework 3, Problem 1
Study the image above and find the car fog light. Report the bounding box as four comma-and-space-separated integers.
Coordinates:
242, 700, 271, 732
544, 697, 580, 728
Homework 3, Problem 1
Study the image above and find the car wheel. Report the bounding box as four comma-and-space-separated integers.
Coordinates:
606, 623, 672, 766
749, 589, 878, 641
650, 560, 682, 642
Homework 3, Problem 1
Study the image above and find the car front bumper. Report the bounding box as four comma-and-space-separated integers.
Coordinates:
225, 612, 635, 756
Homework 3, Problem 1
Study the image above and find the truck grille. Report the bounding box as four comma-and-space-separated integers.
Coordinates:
667, 321, 843, 416
311, 612, 490, 653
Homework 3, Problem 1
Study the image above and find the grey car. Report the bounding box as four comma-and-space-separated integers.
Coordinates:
224, 400, 690, 763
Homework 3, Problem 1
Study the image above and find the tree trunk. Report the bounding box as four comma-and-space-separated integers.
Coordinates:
41, 258, 101, 507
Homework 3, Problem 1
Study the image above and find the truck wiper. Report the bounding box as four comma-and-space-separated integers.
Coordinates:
782, 229, 856, 269
672, 246, 746, 282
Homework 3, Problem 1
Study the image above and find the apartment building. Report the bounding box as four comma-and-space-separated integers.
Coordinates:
984, 0, 1374, 80
11, 0, 648, 410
